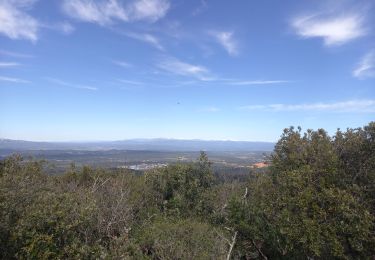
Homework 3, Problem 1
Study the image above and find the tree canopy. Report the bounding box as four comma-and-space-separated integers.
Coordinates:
1, 122, 374, 259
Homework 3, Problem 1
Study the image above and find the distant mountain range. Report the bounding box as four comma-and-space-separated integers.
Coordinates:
0, 138, 275, 152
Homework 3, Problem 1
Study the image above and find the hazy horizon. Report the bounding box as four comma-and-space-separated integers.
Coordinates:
1, 137, 276, 143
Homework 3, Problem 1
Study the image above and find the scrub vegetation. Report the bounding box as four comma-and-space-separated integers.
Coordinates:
1, 122, 374, 259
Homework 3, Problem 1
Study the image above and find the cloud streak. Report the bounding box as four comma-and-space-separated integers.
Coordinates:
62, 0, 170, 25
45, 77, 98, 91
0, 0, 39, 42
229, 80, 290, 86
116, 79, 142, 85
153, 56, 293, 85
192, 0, 208, 16
127, 0, 170, 22
239, 100, 375, 113
291, 13, 366, 46
112, 60, 132, 68
353, 50, 375, 79
125, 32, 164, 50
62, 0, 128, 25
210, 31, 238, 56
0, 75, 30, 83
154, 58, 292, 85
157, 57, 211, 80
0, 49, 33, 58
0, 61, 21, 67
198, 106, 220, 112
54, 22, 75, 34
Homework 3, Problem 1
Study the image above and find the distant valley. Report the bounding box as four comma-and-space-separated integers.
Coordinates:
0, 138, 275, 152
0, 139, 274, 174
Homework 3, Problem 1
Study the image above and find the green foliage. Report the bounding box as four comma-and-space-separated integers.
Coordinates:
272, 127, 339, 175
12, 192, 102, 259
228, 122, 375, 259
0, 156, 142, 259
0, 155, 47, 259
1, 123, 374, 259
334, 122, 375, 214
145, 152, 214, 217
136, 217, 227, 260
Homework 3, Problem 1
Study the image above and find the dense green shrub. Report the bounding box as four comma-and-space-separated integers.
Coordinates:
228, 123, 375, 259
0, 122, 374, 259
136, 218, 227, 259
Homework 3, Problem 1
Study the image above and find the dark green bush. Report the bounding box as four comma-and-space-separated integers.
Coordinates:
1, 122, 374, 259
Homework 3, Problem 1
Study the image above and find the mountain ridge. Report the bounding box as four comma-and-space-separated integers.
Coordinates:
0, 138, 275, 152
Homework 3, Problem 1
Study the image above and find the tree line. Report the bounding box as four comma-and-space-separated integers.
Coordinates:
0, 122, 374, 259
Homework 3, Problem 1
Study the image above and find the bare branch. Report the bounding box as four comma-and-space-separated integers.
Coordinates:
226, 231, 238, 260
242, 187, 248, 199
252, 240, 268, 260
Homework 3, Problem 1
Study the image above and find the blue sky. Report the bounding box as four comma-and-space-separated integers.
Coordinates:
0, 0, 374, 142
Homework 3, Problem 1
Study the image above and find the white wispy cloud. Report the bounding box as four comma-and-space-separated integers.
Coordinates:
0, 0, 39, 42
0, 49, 33, 58
198, 106, 220, 112
157, 57, 210, 80
125, 32, 164, 50
192, 0, 208, 16
239, 100, 375, 113
353, 50, 375, 79
112, 60, 132, 68
62, 0, 170, 25
115, 78, 144, 90
210, 31, 238, 56
56, 22, 75, 34
0, 61, 21, 67
0, 75, 30, 83
45, 77, 98, 91
62, 0, 128, 25
291, 13, 366, 46
42, 21, 76, 34
127, 0, 170, 22
229, 80, 290, 85
116, 79, 142, 85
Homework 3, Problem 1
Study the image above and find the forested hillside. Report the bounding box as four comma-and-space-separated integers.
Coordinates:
1, 122, 374, 259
